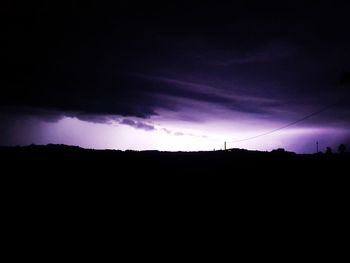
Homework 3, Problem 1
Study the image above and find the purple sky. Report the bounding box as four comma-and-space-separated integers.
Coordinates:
1, 107, 349, 153
1, 1, 350, 153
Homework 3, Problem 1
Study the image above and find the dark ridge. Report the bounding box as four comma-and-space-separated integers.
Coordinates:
1, 144, 348, 237
1, 144, 348, 176
1, 144, 348, 208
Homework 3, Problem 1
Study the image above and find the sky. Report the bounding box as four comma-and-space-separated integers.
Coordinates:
1, 1, 350, 153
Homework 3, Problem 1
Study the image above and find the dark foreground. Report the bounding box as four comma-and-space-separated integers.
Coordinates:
1, 144, 348, 251
1, 144, 348, 211
1, 144, 349, 200
1, 144, 348, 189
1, 144, 348, 174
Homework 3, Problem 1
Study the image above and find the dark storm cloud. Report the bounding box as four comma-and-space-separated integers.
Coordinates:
1, 1, 350, 124
73, 114, 117, 124
134, 75, 281, 114
120, 119, 155, 131
0, 106, 64, 123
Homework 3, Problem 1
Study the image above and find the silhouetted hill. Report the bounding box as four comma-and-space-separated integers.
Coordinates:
1, 144, 348, 176
1, 144, 348, 243
2, 143, 349, 201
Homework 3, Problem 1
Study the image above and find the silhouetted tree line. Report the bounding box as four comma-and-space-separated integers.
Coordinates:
324, 144, 347, 154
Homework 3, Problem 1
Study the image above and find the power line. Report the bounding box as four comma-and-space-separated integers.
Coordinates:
227, 102, 340, 144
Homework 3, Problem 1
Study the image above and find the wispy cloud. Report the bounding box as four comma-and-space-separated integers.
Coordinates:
209, 42, 298, 66
119, 119, 155, 131
135, 74, 280, 115
161, 127, 172, 134
159, 125, 208, 138
174, 132, 184, 136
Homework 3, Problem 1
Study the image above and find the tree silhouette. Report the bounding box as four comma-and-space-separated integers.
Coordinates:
338, 144, 346, 154
326, 147, 333, 154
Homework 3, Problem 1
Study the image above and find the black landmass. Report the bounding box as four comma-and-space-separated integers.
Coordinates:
2, 144, 348, 215
3, 144, 349, 204
1, 144, 348, 177
1, 144, 348, 245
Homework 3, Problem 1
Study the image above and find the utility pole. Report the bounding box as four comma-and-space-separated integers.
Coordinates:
224, 141, 226, 151
316, 141, 319, 153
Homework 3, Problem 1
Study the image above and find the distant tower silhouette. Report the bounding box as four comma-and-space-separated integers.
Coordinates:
316, 141, 319, 153
224, 141, 226, 151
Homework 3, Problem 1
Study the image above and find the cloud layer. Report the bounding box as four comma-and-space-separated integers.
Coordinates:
1, 1, 350, 152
